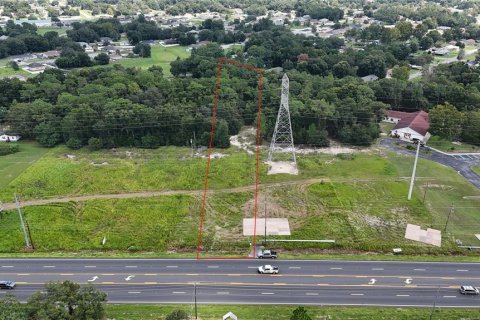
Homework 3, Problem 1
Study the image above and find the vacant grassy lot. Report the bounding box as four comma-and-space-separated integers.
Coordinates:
427, 136, 479, 153
114, 45, 190, 76
0, 195, 194, 252
36, 27, 70, 35
1, 143, 479, 254
0, 142, 49, 190
0, 66, 31, 77
106, 304, 480, 320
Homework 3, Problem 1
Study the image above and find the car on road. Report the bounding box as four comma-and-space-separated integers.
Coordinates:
258, 265, 279, 274
459, 285, 479, 295
0, 281, 16, 289
257, 249, 278, 259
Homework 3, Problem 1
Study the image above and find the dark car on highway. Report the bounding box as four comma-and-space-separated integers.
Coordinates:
0, 281, 16, 289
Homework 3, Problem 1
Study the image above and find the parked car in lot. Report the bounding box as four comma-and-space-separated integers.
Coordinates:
257, 265, 279, 274
459, 286, 479, 295
0, 281, 16, 289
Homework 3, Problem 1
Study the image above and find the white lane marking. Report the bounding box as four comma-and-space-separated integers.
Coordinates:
443, 296, 456, 298
405, 278, 413, 284
261, 292, 274, 295
17, 273, 30, 276
125, 266, 138, 268
372, 268, 384, 271
247, 266, 257, 269
456, 269, 469, 272
396, 295, 410, 297
172, 292, 186, 294
217, 292, 230, 295
413, 269, 426, 271
207, 266, 219, 268
125, 275, 135, 281
87, 276, 98, 282
330, 267, 343, 270
1, 266, 14, 268
369, 279, 376, 285
166, 266, 178, 268
289, 267, 301, 269
306, 293, 319, 296
84, 266, 96, 268
60, 274, 74, 276
128, 291, 141, 294
351, 293, 364, 296
43, 266, 56, 268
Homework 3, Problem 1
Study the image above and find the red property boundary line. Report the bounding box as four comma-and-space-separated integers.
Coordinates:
196, 58, 264, 260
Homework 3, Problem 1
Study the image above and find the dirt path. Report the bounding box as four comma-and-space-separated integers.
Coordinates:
1, 176, 423, 210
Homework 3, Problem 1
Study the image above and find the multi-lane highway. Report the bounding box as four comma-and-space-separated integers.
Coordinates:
0, 259, 479, 307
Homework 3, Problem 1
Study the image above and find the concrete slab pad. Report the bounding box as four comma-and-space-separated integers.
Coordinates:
475, 234, 480, 241
243, 218, 291, 236
405, 223, 441, 247
266, 161, 298, 175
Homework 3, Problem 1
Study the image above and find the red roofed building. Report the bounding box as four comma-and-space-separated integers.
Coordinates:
385, 110, 430, 143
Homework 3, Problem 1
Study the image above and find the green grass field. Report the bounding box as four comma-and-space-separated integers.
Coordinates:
0, 67, 30, 77
1, 143, 479, 254
36, 27, 70, 35
474, 166, 480, 175
114, 45, 190, 76
106, 304, 480, 320
427, 136, 479, 153
0, 142, 49, 190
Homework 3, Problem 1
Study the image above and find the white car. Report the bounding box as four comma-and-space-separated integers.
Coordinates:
459, 285, 479, 295
257, 265, 279, 274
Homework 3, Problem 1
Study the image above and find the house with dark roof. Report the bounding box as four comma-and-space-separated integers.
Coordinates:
387, 110, 430, 143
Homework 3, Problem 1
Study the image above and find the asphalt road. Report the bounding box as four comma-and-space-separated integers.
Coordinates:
1, 259, 479, 307
380, 138, 480, 189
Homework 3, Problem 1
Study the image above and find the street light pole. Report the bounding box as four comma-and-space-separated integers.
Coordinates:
408, 141, 421, 200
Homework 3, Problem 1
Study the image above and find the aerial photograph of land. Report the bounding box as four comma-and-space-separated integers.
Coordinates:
0, 0, 480, 319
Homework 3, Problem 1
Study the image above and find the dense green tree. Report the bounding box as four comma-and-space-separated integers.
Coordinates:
429, 102, 464, 140
461, 111, 480, 146
27, 281, 106, 320
94, 52, 110, 65
133, 43, 151, 57
0, 294, 26, 320
392, 66, 410, 81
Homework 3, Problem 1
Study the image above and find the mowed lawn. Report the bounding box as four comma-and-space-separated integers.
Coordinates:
114, 45, 190, 76
36, 27, 70, 36
106, 304, 480, 320
0, 142, 49, 190
1, 144, 479, 254
0, 66, 31, 77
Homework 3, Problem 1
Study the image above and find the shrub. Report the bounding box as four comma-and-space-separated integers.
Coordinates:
0, 143, 20, 156
87, 137, 103, 151
66, 138, 83, 149
166, 309, 188, 320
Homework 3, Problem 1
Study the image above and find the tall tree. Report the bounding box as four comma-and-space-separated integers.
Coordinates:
429, 102, 464, 140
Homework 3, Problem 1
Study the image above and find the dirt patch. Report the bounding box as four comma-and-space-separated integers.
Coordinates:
267, 161, 298, 175
90, 161, 109, 166
230, 127, 256, 154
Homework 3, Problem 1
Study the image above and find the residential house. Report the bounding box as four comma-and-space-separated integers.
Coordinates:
389, 110, 430, 143
76, 42, 94, 53
24, 62, 48, 74
39, 50, 61, 59
361, 74, 379, 82
0, 132, 20, 142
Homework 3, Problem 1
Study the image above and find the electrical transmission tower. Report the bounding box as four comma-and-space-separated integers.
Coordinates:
267, 73, 297, 174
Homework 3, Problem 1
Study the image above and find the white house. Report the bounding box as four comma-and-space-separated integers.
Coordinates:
388, 110, 430, 143
0, 133, 20, 142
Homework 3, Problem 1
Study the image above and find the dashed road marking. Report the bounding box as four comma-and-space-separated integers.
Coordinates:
289, 267, 301, 269
207, 266, 219, 269
43, 266, 56, 268
1, 266, 14, 268
413, 269, 426, 271
351, 293, 364, 296
125, 266, 138, 268
172, 292, 186, 294
372, 268, 384, 271
17, 273, 30, 276
166, 266, 178, 268
217, 292, 230, 295
261, 292, 274, 295
84, 266, 96, 268
128, 291, 141, 294
396, 294, 410, 297
456, 269, 469, 272
443, 296, 456, 298
306, 293, 319, 296
330, 267, 343, 270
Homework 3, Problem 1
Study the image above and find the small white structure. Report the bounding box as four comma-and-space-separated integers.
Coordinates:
361, 74, 379, 82
223, 312, 237, 320
0, 133, 20, 142
405, 223, 441, 247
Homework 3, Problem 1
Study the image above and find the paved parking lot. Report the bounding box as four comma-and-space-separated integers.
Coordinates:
450, 154, 480, 161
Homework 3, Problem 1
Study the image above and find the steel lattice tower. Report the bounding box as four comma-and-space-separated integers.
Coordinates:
268, 73, 296, 165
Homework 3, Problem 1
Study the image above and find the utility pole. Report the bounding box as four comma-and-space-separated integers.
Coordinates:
264, 192, 267, 246
429, 286, 440, 320
14, 193, 30, 248
194, 282, 198, 320
26, 220, 35, 250
408, 141, 421, 200
444, 203, 454, 232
